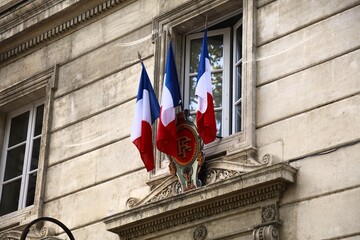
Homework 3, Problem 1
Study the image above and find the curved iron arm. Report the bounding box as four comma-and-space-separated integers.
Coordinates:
20, 217, 75, 240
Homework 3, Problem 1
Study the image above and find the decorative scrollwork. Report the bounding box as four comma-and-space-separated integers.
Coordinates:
261, 204, 277, 223
193, 225, 207, 240
0, 226, 58, 240
126, 197, 139, 209
172, 180, 183, 195
204, 169, 244, 185
262, 154, 272, 165
147, 180, 181, 204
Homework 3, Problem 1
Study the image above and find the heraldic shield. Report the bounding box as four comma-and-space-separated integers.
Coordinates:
168, 110, 204, 192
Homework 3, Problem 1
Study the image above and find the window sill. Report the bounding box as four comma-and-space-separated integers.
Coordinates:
0, 206, 34, 230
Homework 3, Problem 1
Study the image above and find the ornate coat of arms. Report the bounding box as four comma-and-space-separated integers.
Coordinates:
169, 111, 204, 192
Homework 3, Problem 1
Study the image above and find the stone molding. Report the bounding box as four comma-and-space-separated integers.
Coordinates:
0, 225, 62, 240
0, 68, 53, 111
104, 163, 297, 240
0, 0, 129, 63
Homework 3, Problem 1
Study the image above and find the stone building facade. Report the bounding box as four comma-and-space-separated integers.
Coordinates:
0, 0, 359, 239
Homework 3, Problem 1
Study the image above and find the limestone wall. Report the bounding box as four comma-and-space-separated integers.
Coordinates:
0, 0, 359, 239
40, 1, 188, 239
256, 0, 360, 239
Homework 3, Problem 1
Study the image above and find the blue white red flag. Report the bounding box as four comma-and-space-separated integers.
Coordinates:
131, 63, 160, 172
195, 30, 217, 144
156, 41, 182, 157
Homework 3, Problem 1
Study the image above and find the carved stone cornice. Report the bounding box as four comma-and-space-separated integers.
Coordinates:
104, 163, 297, 240
0, 0, 131, 63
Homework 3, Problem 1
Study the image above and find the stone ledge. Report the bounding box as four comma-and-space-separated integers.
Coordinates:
103, 163, 297, 240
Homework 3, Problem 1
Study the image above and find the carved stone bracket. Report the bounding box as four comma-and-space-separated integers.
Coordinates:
253, 224, 280, 240
252, 203, 281, 240
0, 225, 62, 240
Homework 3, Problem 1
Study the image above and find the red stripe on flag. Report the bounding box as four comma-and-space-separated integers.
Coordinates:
133, 121, 155, 171
196, 93, 216, 144
156, 109, 178, 158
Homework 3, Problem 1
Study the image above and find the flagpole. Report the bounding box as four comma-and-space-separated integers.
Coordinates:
167, 30, 184, 112
137, 51, 143, 64
205, 14, 208, 29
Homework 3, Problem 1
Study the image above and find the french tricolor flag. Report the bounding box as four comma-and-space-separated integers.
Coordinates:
195, 30, 217, 144
131, 63, 160, 172
156, 41, 182, 158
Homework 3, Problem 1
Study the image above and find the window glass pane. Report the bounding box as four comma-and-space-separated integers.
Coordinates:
190, 39, 202, 73
208, 35, 224, 70
236, 24, 242, 62
190, 35, 224, 73
4, 145, 26, 181
215, 110, 222, 137
188, 76, 198, 112
25, 172, 37, 207
34, 104, 44, 136
188, 72, 223, 111
212, 72, 223, 108
8, 111, 29, 147
0, 179, 21, 216
30, 138, 41, 171
234, 102, 242, 132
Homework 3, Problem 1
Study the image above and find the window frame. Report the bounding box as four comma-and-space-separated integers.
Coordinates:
0, 99, 44, 216
151, 0, 256, 181
232, 18, 243, 134
184, 28, 231, 137
0, 66, 56, 228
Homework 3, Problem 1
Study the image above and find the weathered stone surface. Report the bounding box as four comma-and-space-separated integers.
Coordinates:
280, 187, 360, 239
257, 49, 360, 126
45, 138, 143, 201
257, 0, 275, 8
257, 5, 360, 85
257, 0, 360, 45
48, 100, 135, 165
257, 95, 360, 160
59, 222, 118, 240
0, 8, 153, 95
56, 24, 153, 97
282, 143, 360, 204
0, 49, 45, 91
0, 0, 82, 41
52, 58, 153, 130
102, 0, 159, 43
43, 170, 150, 230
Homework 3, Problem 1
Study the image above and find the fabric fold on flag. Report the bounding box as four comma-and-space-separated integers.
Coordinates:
157, 41, 182, 158
195, 30, 217, 144
131, 63, 160, 172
